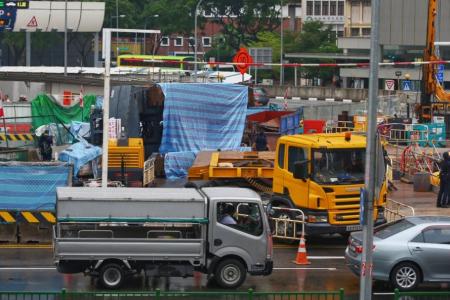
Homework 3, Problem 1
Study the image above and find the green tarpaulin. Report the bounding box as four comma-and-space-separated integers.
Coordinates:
31, 94, 96, 130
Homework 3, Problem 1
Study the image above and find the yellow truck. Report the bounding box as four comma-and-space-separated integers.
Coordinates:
188, 132, 387, 235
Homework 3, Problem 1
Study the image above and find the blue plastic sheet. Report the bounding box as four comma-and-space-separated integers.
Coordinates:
0, 163, 71, 211
158, 83, 248, 154
164, 151, 197, 180
58, 141, 102, 177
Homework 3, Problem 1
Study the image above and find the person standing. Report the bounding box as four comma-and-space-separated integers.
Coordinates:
437, 152, 450, 207
254, 128, 268, 151
38, 130, 53, 161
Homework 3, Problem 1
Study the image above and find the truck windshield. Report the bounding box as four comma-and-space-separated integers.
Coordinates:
312, 148, 365, 185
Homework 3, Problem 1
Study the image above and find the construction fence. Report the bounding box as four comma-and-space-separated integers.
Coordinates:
0, 289, 345, 300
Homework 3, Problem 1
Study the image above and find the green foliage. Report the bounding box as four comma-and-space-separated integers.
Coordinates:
247, 21, 341, 84
204, 0, 280, 50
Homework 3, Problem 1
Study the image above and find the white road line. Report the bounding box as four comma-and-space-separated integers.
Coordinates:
308, 256, 344, 259
0, 267, 56, 270
274, 267, 337, 271
373, 293, 394, 295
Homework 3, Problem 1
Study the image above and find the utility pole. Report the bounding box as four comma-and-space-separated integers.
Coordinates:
280, 0, 284, 86
64, 0, 68, 76
360, 0, 380, 299
194, 0, 203, 82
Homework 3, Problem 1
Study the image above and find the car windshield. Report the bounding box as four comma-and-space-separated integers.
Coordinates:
312, 148, 365, 185
374, 219, 415, 239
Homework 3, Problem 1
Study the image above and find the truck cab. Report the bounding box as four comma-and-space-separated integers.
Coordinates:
272, 133, 387, 235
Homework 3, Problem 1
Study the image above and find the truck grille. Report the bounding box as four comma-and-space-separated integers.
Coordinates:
330, 194, 360, 225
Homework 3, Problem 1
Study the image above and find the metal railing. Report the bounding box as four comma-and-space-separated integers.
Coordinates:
270, 207, 306, 240
0, 288, 345, 300
385, 198, 415, 222
394, 288, 450, 300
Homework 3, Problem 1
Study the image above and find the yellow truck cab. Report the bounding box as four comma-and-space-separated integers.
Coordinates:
272, 133, 387, 235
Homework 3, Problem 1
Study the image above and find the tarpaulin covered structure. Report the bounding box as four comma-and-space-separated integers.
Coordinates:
58, 141, 102, 178
158, 83, 248, 154
0, 162, 71, 211
31, 94, 96, 130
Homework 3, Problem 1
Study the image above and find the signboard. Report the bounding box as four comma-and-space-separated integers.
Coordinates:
402, 80, 412, 91
437, 64, 444, 85
233, 47, 253, 75
385, 79, 395, 91
249, 47, 272, 70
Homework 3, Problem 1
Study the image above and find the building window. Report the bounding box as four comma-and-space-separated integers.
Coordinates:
314, 1, 321, 16
351, 28, 360, 36
306, 1, 313, 15
322, 1, 329, 15
174, 37, 183, 47
202, 37, 211, 47
330, 1, 337, 15
337, 1, 344, 16
362, 28, 371, 36
161, 36, 169, 47
337, 30, 344, 37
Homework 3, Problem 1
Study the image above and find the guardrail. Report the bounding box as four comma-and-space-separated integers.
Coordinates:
270, 207, 306, 240
0, 288, 346, 300
394, 288, 450, 300
385, 198, 415, 222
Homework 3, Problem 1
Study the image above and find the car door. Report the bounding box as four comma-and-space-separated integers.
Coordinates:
209, 200, 268, 269
282, 144, 309, 205
408, 225, 450, 281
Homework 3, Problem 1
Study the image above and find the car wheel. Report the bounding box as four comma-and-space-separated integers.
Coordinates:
99, 263, 125, 289
390, 262, 421, 291
214, 258, 246, 289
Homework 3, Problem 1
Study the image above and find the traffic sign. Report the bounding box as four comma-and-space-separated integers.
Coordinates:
26, 15, 37, 27
437, 64, 444, 85
402, 80, 412, 91
385, 79, 395, 91
233, 48, 253, 75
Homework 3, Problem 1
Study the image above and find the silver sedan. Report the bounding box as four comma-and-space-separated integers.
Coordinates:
345, 216, 450, 291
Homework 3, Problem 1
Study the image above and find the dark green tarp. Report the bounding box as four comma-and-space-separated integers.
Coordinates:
31, 94, 96, 130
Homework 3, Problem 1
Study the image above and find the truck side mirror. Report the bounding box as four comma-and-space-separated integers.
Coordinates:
293, 160, 308, 180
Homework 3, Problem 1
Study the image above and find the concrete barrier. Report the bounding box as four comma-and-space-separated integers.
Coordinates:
0, 224, 17, 243
325, 98, 335, 102
308, 97, 318, 101
18, 223, 52, 244
264, 86, 391, 101
343, 99, 353, 103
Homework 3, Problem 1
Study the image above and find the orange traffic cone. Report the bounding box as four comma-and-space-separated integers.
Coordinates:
293, 236, 311, 265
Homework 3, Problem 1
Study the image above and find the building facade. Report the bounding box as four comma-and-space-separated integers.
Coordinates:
301, 0, 345, 37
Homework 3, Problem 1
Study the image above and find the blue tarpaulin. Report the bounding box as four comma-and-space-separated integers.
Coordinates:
0, 163, 71, 211
158, 83, 248, 154
164, 151, 197, 180
58, 141, 102, 177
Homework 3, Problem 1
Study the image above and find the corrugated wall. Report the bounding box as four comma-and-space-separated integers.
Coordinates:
380, 0, 450, 46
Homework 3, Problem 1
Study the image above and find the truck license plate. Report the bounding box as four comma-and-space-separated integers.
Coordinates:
346, 225, 362, 232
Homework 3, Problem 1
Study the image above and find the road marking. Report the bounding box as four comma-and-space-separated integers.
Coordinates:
0, 267, 56, 270
274, 267, 337, 271
373, 293, 394, 295
0, 245, 52, 249
308, 256, 344, 259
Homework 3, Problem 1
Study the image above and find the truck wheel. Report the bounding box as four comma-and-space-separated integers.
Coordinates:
99, 263, 125, 289
214, 258, 246, 289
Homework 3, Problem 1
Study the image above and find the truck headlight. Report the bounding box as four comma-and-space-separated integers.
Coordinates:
307, 215, 328, 223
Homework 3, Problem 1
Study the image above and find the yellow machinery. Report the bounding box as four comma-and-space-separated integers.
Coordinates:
420, 0, 450, 121
188, 133, 387, 235
108, 138, 145, 186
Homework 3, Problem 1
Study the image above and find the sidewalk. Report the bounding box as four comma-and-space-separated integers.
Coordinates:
389, 181, 450, 216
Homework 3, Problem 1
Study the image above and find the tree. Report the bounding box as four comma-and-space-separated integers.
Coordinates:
204, 0, 280, 51
0, 32, 26, 65
68, 33, 95, 67
32, 32, 62, 65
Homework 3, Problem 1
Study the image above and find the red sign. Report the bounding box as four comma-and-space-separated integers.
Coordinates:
233, 48, 253, 75
27, 16, 37, 27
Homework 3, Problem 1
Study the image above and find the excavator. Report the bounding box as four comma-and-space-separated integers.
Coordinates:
419, 0, 450, 123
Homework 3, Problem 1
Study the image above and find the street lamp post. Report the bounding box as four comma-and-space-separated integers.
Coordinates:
280, 0, 284, 86
194, 0, 204, 82
64, 0, 67, 76
144, 15, 159, 55
110, 15, 126, 57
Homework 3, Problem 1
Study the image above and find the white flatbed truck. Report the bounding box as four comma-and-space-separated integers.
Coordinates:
53, 187, 273, 289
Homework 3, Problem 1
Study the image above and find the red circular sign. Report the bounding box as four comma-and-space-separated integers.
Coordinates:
233, 48, 253, 75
